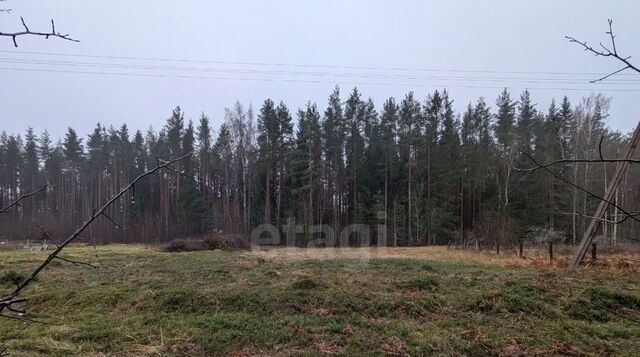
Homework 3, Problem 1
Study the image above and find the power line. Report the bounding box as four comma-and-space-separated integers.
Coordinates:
2, 57, 639, 86
1, 49, 637, 77
3, 66, 640, 92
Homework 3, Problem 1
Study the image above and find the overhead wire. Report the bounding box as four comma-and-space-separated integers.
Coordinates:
1, 50, 639, 92
2, 66, 640, 93
1, 49, 637, 77
1, 57, 639, 85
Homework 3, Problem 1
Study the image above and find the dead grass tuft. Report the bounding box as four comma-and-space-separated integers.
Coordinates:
251, 245, 640, 271
381, 336, 407, 356
314, 340, 343, 355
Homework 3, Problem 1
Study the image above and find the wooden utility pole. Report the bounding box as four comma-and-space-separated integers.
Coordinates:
570, 121, 640, 269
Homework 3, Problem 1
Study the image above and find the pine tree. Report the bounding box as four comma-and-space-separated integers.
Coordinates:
213, 123, 233, 231
290, 103, 322, 242
434, 90, 461, 242
398, 91, 421, 245
21, 127, 40, 219
178, 120, 204, 235
275, 101, 293, 228
380, 98, 399, 245
495, 88, 516, 151
63, 127, 83, 167
494, 88, 516, 210
322, 86, 345, 233
512, 90, 542, 226
257, 99, 278, 225
344, 87, 365, 224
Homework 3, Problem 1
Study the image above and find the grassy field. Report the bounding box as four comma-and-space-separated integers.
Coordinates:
1, 245, 639, 356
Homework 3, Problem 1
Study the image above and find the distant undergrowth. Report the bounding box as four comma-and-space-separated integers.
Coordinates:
163, 233, 250, 252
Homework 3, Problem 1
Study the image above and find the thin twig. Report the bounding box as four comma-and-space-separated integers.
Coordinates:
581, 298, 640, 324
516, 147, 640, 225
0, 185, 48, 213
559, 211, 640, 227
0, 314, 55, 325
0, 17, 79, 47
32, 220, 61, 247
566, 19, 640, 82
100, 212, 121, 229
54, 256, 98, 269
0, 321, 29, 356
514, 158, 640, 172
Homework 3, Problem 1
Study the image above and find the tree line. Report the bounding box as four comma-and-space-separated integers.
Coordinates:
1, 87, 638, 246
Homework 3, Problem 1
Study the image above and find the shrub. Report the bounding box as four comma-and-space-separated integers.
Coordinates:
291, 277, 320, 290
163, 233, 250, 252
0, 270, 26, 287
523, 227, 566, 244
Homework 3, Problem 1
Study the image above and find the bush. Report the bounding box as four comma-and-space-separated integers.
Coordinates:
291, 277, 320, 290
524, 227, 566, 244
0, 270, 26, 287
163, 233, 250, 252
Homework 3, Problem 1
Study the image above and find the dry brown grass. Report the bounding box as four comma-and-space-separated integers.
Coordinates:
248, 245, 640, 271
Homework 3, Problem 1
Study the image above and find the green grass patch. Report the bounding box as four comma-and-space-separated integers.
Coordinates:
0, 245, 639, 356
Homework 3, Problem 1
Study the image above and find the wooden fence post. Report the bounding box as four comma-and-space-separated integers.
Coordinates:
591, 243, 597, 262
549, 241, 554, 261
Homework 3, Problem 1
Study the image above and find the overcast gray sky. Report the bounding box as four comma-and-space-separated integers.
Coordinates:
1, 0, 639, 140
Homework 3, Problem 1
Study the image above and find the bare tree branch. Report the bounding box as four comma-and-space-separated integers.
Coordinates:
0, 313, 56, 325
100, 212, 121, 229
0, 321, 29, 357
566, 19, 640, 82
32, 220, 60, 247
515, 147, 640, 225
0, 17, 78, 47
54, 256, 98, 269
514, 157, 640, 172
560, 211, 640, 227
0, 152, 192, 316
0, 185, 56, 213
590, 66, 631, 84
157, 156, 196, 180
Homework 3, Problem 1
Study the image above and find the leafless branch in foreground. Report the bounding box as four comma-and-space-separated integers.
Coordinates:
515, 147, 640, 225
0, 17, 78, 47
100, 212, 121, 229
0, 152, 192, 318
0, 184, 57, 213
54, 256, 98, 269
32, 220, 61, 247
514, 157, 640, 172
566, 19, 640, 82
559, 211, 640, 230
